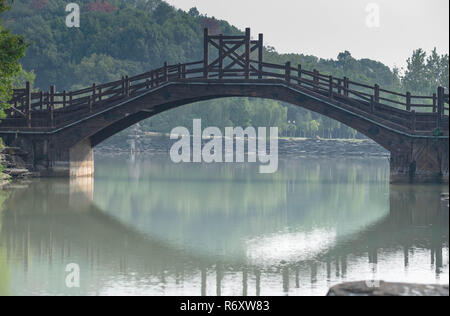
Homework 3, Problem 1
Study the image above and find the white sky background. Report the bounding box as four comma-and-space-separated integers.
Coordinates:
165, 0, 449, 70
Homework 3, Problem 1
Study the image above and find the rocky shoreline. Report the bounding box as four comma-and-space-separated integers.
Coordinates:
0, 146, 37, 186
327, 281, 449, 296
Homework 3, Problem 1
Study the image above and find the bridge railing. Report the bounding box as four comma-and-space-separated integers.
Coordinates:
3, 58, 449, 133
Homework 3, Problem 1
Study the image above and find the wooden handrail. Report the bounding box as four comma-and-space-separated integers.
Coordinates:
5, 58, 448, 132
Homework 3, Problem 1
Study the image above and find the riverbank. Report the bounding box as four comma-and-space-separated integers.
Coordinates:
0, 146, 35, 187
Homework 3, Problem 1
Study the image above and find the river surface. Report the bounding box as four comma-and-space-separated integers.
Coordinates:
0, 154, 448, 296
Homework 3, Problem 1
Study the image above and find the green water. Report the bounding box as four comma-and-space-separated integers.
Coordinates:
0, 155, 448, 296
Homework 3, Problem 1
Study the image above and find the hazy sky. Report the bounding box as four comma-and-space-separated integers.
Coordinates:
165, 0, 449, 70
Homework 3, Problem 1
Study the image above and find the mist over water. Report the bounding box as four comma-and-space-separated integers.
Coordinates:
0, 155, 448, 296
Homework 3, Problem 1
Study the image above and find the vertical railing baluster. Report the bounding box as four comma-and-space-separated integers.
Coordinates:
49, 85, 55, 127
164, 62, 168, 82
26, 81, 31, 127
374, 84, 380, 103
343, 77, 349, 97
204, 28, 209, 79
437, 86, 444, 128
432, 93, 437, 113
219, 34, 224, 79
297, 64, 302, 86
313, 69, 319, 91
328, 76, 333, 98
92, 83, 96, 104
285, 62, 291, 83
39, 91, 43, 111
245, 28, 250, 79
258, 33, 263, 79
406, 92, 411, 111
63, 90, 66, 108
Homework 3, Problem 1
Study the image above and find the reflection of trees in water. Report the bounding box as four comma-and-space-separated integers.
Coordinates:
0, 170, 447, 295
0, 190, 11, 295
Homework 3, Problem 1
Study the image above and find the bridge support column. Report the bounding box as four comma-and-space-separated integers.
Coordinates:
44, 139, 94, 177
69, 139, 94, 178
389, 137, 449, 184
1, 135, 95, 178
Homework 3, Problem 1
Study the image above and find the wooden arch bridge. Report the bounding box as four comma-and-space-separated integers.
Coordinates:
0, 29, 448, 183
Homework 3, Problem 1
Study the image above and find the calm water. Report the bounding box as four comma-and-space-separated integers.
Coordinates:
0, 154, 448, 296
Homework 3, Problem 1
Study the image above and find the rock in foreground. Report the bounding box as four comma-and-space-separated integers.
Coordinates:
327, 281, 449, 296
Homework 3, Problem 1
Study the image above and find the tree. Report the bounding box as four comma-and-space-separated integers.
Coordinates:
0, 0, 27, 117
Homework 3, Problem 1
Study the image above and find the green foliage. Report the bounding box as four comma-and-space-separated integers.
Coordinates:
403, 48, 449, 95
0, 0, 27, 116
1, 0, 448, 138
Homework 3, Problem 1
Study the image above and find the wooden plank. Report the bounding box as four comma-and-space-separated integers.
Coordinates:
245, 28, 250, 79
258, 33, 263, 79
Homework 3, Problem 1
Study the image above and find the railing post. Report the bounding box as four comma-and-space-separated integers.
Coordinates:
245, 28, 251, 79
92, 83, 96, 103
285, 62, 291, 83
26, 81, 31, 128
337, 79, 342, 95
374, 84, 380, 103
406, 92, 411, 111
182, 64, 186, 79
219, 34, 224, 79
126, 76, 130, 96
39, 91, 43, 111
49, 85, 55, 127
432, 93, 437, 113
121, 76, 125, 95
204, 28, 209, 79
150, 71, 155, 87
164, 62, 168, 82
98, 87, 102, 101
437, 86, 444, 128
69, 91, 73, 107
328, 76, 333, 98
258, 33, 263, 79
313, 69, 319, 91
297, 64, 302, 86
63, 90, 66, 108
343, 77, 349, 97
177, 63, 182, 79
411, 110, 416, 132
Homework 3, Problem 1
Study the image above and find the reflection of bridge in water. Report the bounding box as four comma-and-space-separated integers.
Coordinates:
0, 179, 447, 295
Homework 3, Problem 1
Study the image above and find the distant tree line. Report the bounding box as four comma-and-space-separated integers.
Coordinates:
1, 0, 448, 138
